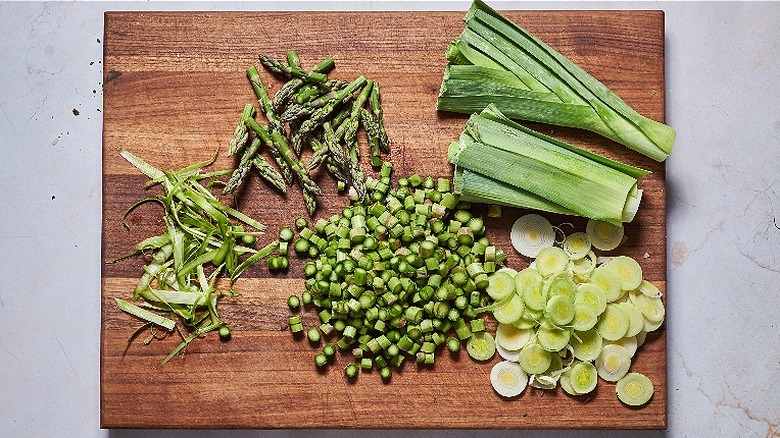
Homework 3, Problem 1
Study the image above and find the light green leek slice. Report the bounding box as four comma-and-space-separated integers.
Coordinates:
486, 271, 517, 301
537, 324, 571, 352
586, 219, 625, 251
597, 303, 630, 341
575, 283, 607, 316
606, 256, 644, 291
607, 335, 639, 358
544, 272, 577, 302
589, 266, 624, 303
571, 329, 603, 362
560, 368, 581, 396
620, 302, 646, 338
596, 343, 632, 382
569, 361, 598, 394
493, 293, 526, 324
616, 372, 654, 406
534, 246, 569, 277
544, 295, 575, 327
629, 289, 666, 323
519, 342, 552, 375
571, 304, 599, 332
517, 268, 546, 311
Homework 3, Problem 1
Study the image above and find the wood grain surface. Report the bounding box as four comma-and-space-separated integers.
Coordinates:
101, 10, 667, 429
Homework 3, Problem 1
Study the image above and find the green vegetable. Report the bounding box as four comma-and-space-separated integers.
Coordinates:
438, 0, 675, 161
449, 106, 648, 224
616, 372, 654, 406
110, 150, 276, 365
288, 167, 503, 381
288, 295, 300, 310
466, 331, 496, 361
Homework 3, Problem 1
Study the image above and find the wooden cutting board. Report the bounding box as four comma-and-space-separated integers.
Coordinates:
101, 10, 667, 429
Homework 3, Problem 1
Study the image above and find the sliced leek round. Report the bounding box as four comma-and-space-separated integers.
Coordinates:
629, 289, 666, 323
571, 303, 599, 331
544, 272, 577, 301
496, 323, 534, 351
637, 279, 663, 298
595, 344, 632, 382
466, 331, 496, 362
563, 232, 591, 260
560, 368, 581, 396
537, 324, 571, 352
586, 219, 624, 251
597, 303, 630, 341
589, 266, 624, 303
575, 283, 607, 315
491, 360, 529, 398
607, 335, 638, 357
486, 271, 516, 301
519, 342, 552, 375
635, 330, 648, 347
570, 361, 598, 394
544, 294, 575, 327
519, 269, 547, 312
535, 246, 569, 277
620, 302, 646, 338
493, 293, 525, 324
571, 328, 603, 362
605, 256, 643, 291
616, 372, 654, 406
510, 214, 555, 258
496, 341, 521, 362
569, 250, 597, 280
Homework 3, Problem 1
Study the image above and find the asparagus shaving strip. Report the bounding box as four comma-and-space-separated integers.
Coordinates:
223, 51, 391, 215
437, 0, 675, 161
110, 150, 282, 365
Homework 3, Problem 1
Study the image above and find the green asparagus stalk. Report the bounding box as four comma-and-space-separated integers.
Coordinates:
227, 104, 255, 157
259, 53, 330, 84
252, 156, 287, 193
244, 114, 295, 185
290, 76, 367, 154
307, 138, 330, 171
247, 66, 287, 139
223, 137, 261, 194
361, 108, 384, 168
369, 82, 390, 153
273, 56, 337, 112
301, 187, 318, 216
268, 129, 323, 196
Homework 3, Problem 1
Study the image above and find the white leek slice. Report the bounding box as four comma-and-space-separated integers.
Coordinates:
586, 219, 624, 251
496, 323, 534, 351
490, 360, 528, 398
607, 335, 638, 358
616, 372, 654, 406
563, 232, 591, 260
511, 214, 555, 258
496, 342, 521, 362
595, 344, 632, 382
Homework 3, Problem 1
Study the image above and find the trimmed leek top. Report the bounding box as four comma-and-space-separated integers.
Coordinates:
448, 105, 649, 224
438, 0, 675, 161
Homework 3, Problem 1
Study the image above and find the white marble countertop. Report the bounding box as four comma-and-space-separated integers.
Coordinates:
1, 1, 778, 436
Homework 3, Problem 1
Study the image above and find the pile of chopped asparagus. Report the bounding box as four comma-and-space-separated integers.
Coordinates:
224, 52, 390, 216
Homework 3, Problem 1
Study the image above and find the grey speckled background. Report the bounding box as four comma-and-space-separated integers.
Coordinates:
1, 1, 778, 436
